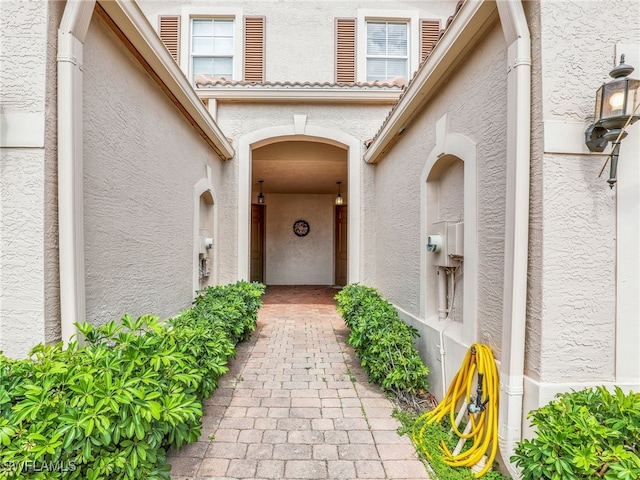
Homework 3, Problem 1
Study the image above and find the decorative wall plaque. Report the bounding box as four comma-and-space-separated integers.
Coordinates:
293, 219, 310, 237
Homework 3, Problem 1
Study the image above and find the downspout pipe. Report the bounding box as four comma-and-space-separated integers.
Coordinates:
496, 1, 531, 478
58, 0, 95, 345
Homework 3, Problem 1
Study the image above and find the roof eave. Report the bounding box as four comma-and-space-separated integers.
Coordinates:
363, 0, 498, 164
96, 0, 235, 161
195, 88, 402, 104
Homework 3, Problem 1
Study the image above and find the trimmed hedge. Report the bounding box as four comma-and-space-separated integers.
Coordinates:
0, 281, 265, 480
512, 386, 640, 480
335, 284, 429, 394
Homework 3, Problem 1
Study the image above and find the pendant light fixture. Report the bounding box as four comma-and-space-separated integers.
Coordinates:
335, 181, 344, 205
257, 180, 265, 204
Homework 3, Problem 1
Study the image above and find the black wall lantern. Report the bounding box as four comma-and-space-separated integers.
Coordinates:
585, 55, 640, 188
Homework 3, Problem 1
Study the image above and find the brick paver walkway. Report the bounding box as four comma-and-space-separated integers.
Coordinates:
168, 286, 430, 480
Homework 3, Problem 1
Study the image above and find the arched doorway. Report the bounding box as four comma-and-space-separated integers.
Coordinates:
238, 121, 362, 286
249, 140, 348, 286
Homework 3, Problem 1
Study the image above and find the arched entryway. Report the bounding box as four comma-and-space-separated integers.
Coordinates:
238, 120, 362, 286
249, 140, 348, 286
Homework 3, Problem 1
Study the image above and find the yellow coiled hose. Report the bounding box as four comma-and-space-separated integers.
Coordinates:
412, 344, 499, 478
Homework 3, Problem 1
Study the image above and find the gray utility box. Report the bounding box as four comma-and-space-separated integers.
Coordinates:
427, 221, 464, 267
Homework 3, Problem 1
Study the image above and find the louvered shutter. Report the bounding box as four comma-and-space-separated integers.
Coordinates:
244, 16, 265, 82
159, 15, 180, 62
420, 19, 441, 62
335, 18, 356, 83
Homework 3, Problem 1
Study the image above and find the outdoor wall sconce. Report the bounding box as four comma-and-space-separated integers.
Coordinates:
585, 54, 640, 188
257, 180, 265, 204
335, 181, 344, 205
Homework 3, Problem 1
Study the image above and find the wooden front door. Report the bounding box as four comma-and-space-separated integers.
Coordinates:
335, 205, 348, 286
250, 204, 265, 283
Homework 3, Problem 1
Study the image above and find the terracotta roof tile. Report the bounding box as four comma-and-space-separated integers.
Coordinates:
194, 75, 405, 89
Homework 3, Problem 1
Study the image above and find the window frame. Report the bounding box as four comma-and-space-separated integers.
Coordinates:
356, 9, 420, 84
179, 7, 244, 83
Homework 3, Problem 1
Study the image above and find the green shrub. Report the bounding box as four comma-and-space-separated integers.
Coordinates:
335, 284, 429, 394
0, 281, 265, 480
512, 386, 640, 480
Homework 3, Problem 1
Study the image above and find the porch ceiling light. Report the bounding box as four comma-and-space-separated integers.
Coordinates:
335, 181, 344, 205
257, 179, 265, 204
585, 54, 640, 188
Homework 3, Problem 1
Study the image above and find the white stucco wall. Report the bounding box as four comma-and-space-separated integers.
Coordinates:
81, 12, 224, 326
533, 0, 639, 384
0, 0, 54, 358
265, 194, 334, 285
139, 0, 455, 83
217, 102, 389, 286
370, 23, 507, 399
373, 25, 507, 339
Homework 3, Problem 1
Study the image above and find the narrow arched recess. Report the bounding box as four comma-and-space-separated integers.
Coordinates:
194, 172, 217, 292
419, 115, 478, 396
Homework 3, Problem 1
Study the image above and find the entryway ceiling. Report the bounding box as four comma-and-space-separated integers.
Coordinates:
252, 141, 348, 195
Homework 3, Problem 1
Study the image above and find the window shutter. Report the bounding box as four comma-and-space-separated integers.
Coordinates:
420, 19, 441, 62
159, 15, 180, 62
244, 16, 265, 82
335, 18, 356, 83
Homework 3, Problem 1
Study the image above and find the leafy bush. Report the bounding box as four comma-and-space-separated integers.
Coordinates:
512, 386, 640, 480
335, 284, 429, 394
0, 281, 264, 480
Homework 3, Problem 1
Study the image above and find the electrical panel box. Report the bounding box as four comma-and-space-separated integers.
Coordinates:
428, 221, 463, 267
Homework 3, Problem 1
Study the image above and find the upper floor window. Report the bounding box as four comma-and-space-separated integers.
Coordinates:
191, 18, 234, 82
342, 9, 439, 84
365, 21, 408, 82
158, 8, 265, 84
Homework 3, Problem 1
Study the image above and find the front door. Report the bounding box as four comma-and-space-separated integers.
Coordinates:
250, 204, 265, 283
335, 205, 348, 286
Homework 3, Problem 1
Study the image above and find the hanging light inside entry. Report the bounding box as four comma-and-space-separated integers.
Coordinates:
335, 181, 344, 205
257, 180, 265, 204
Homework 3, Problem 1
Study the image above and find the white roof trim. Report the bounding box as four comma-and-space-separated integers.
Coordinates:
195, 88, 402, 103
97, 0, 235, 160
363, 0, 498, 164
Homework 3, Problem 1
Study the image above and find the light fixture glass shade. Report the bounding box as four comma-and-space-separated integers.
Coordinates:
595, 78, 640, 130
257, 180, 264, 204
335, 194, 343, 205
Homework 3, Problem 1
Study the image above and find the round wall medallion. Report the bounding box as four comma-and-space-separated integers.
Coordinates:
293, 219, 310, 237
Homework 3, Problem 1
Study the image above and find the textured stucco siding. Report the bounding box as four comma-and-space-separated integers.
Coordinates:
532, 0, 639, 383
0, 0, 52, 358
217, 101, 390, 286
523, 0, 544, 383
0, 150, 46, 357
0, 0, 48, 114
373, 25, 508, 358
81, 13, 224, 326
266, 194, 334, 285
216, 103, 391, 142
44, 0, 64, 347
138, 0, 454, 83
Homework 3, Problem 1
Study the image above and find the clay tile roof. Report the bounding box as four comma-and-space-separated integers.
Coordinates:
365, 0, 465, 149
194, 75, 406, 89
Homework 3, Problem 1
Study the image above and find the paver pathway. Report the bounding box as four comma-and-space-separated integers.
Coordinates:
168, 285, 430, 480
